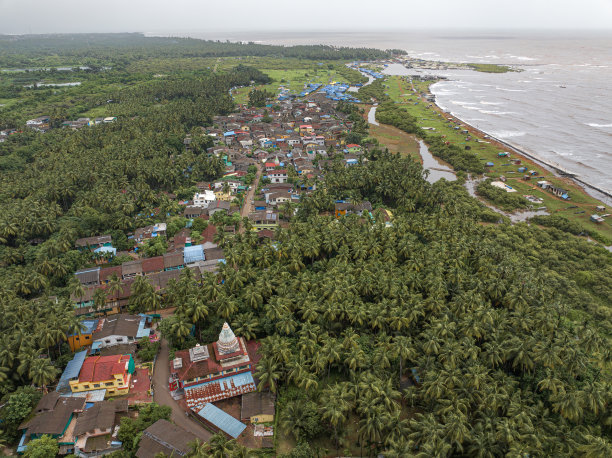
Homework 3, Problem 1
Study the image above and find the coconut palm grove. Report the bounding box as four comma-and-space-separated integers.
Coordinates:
0, 34, 610, 457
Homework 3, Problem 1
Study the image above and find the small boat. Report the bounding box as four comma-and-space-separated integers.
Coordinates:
559, 85, 566, 88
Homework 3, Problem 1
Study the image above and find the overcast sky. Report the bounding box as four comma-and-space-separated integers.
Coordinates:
1, 0, 612, 34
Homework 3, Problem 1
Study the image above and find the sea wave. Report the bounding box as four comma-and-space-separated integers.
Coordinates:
586, 122, 612, 128
490, 130, 526, 138
480, 101, 504, 106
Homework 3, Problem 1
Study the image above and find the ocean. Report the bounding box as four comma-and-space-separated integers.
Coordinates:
159, 30, 612, 194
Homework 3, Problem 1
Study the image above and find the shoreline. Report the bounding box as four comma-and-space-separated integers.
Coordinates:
424, 83, 612, 207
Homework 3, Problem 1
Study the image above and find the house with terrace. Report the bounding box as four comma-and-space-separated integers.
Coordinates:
68, 354, 135, 397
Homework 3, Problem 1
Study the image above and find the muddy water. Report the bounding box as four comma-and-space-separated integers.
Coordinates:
418, 141, 457, 183
464, 175, 549, 222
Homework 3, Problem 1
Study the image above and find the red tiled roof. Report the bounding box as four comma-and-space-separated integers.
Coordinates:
141, 256, 164, 274
185, 377, 256, 409
174, 339, 259, 384
100, 266, 122, 283
201, 225, 217, 244
79, 355, 130, 383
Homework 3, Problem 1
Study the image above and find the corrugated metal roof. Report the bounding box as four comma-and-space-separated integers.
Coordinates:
183, 245, 205, 264
196, 403, 247, 438
56, 350, 88, 393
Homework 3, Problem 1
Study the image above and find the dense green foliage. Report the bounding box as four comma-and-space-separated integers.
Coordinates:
334, 65, 369, 85
0, 387, 42, 442
531, 214, 612, 244
476, 179, 530, 211
160, 150, 611, 456
0, 33, 400, 68
0, 34, 610, 456
467, 63, 514, 73
116, 403, 171, 454
23, 435, 59, 458
248, 88, 274, 108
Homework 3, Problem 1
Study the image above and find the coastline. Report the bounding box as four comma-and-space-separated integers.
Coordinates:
425, 82, 612, 207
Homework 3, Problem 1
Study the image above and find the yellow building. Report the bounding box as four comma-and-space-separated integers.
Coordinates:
66, 319, 99, 352
69, 355, 135, 397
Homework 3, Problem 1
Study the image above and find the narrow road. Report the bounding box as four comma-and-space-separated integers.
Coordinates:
240, 163, 263, 232
153, 339, 213, 442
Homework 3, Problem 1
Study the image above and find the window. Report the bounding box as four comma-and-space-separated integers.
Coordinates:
106, 382, 114, 386
83, 385, 90, 389
105, 340, 111, 344
93, 384, 100, 388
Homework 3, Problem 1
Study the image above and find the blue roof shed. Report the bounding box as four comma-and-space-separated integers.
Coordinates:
196, 403, 247, 438
56, 350, 87, 393
184, 245, 205, 264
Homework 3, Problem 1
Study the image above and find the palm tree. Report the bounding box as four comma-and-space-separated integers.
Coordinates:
29, 357, 59, 388
255, 357, 281, 394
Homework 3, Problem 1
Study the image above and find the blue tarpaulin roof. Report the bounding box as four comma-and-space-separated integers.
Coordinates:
196, 402, 247, 438
94, 246, 117, 255
224, 131, 235, 137
184, 244, 205, 264
56, 350, 87, 393
136, 318, 151, 339
69, 319, 98, 337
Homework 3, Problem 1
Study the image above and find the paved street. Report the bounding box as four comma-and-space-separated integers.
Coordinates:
152, 338, 213, 442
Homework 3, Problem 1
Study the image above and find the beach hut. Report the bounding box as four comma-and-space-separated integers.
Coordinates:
485, 162, 494, 168
517, 166, 527, 173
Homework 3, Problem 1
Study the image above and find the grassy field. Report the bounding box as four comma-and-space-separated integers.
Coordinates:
232, 62, 358, 105
368, 75, 612, 242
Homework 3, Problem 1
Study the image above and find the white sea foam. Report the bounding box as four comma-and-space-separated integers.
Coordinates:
480, 101, 504, 106
586, 122, 612, 128
491, 130, 527, 138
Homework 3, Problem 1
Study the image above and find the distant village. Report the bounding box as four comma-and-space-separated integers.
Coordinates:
16, 89, 381, 455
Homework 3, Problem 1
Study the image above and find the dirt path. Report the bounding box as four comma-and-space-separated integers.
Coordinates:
240, 163, 263, 232
153, 339, 213, 442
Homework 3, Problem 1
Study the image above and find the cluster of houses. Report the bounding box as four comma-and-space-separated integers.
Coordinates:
18, 313, 156, 456
72, 230, 226, 316
0, 115, 118, 138
205, 93, 372, 229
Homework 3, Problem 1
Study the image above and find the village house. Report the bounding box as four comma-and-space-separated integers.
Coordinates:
136, 419, 208, 458
72, 399, 128, 456
134, 223, 167, 244
68, 354, 135, 397
241, 391, 276, 424
75, 235, 112, 251
67, 319, 99, 352
17, 392, 85, 455
170, 323, 260, 410
184, 205, 205, 219
206, 200, 232, 217
267, 169, 288, 184
335, 201, 373, 219
248, 210, 279, 231
194, 403, 246, 439
193, 190, 216, 208
91, 314, 151, 350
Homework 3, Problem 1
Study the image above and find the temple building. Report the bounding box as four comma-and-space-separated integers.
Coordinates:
170, 322, 261, 410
